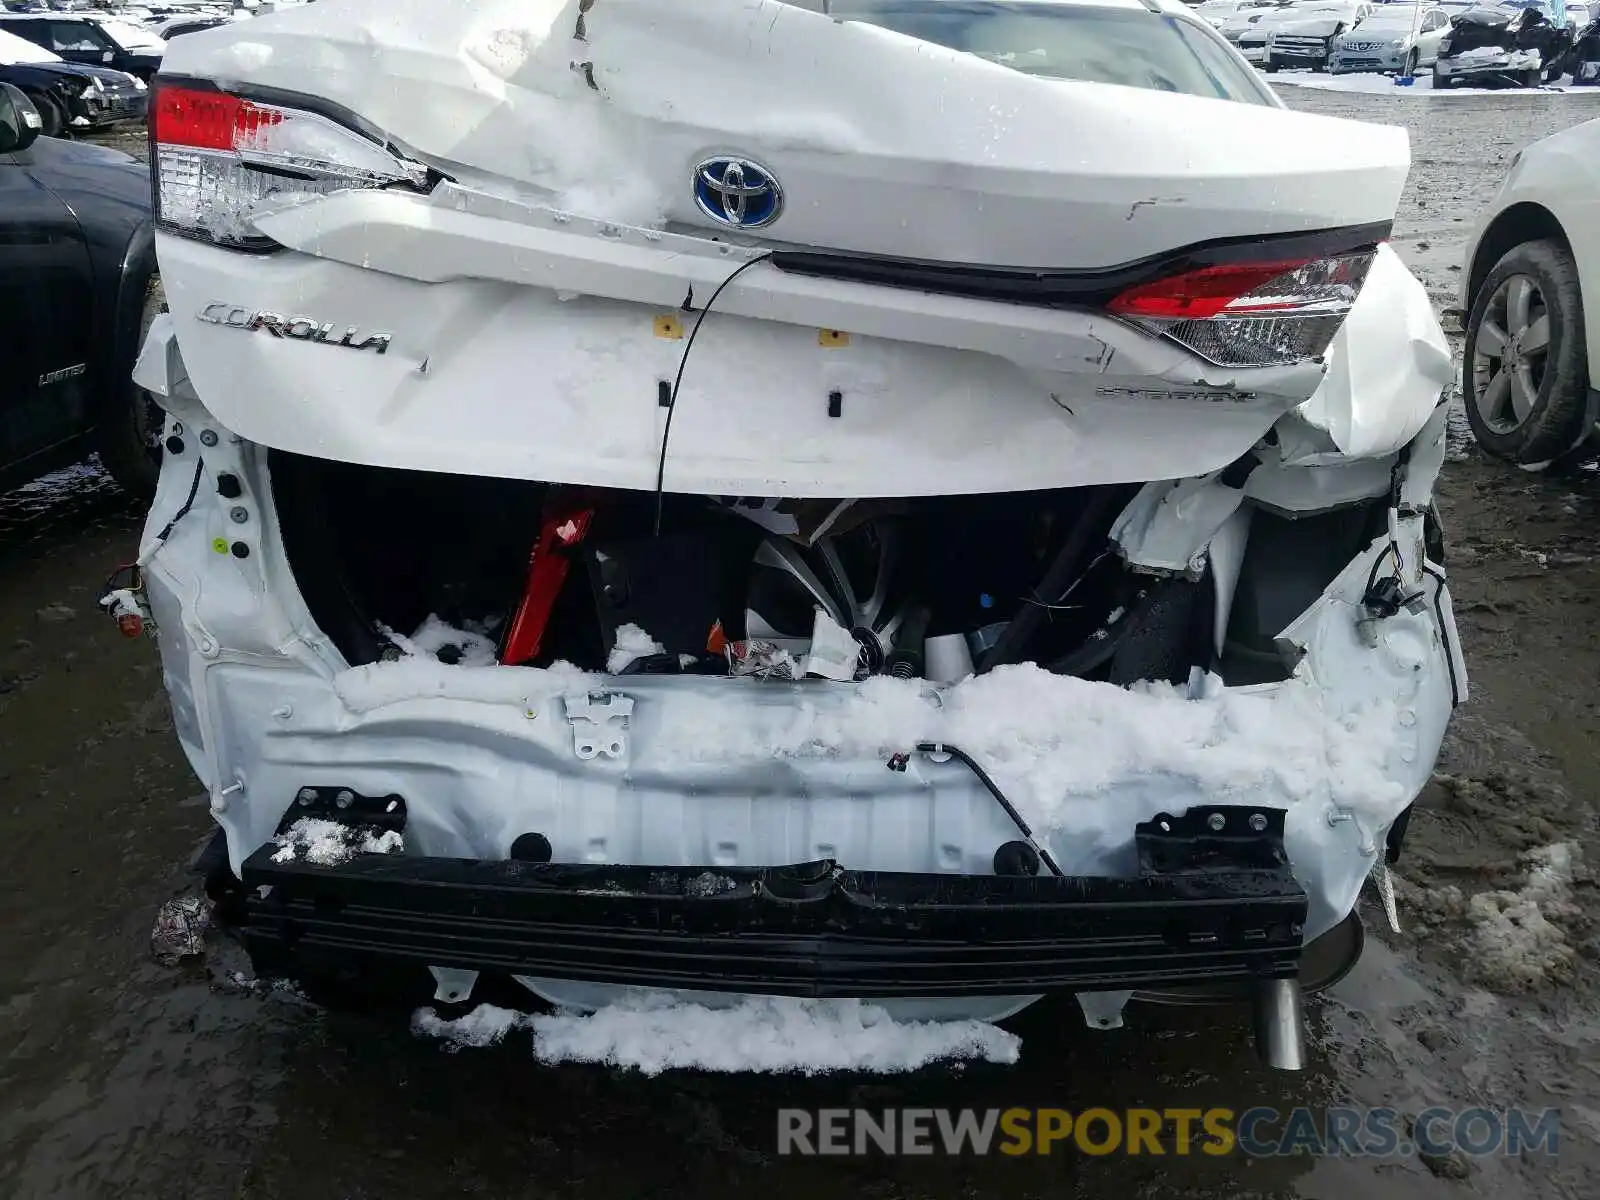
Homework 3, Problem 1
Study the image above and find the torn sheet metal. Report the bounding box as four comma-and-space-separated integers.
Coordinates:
1296, 245, 1454, 460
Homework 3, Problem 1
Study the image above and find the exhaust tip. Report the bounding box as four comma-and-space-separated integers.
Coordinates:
1252, 977, 1306, 1072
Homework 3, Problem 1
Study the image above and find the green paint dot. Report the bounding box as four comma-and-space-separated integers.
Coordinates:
212, 538, 229, 555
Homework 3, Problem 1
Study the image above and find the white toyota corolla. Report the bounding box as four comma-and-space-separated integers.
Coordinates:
117, 0, 1463, 1068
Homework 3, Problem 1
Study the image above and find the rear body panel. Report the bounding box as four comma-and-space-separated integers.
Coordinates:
159, 0, 1409, 267
133, 0, 1465, 1028
149, 0, 1416, 496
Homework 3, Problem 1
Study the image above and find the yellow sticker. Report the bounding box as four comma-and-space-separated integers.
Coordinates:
654, 315, 685, 340
819, 329, 850, 348
212, 537, 229, 555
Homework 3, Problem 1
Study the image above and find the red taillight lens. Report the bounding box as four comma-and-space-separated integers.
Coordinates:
150, 81, 428, 250
1107, 249, 1379, 368
153, 86, 283, 152
1108, 260, 1313, 320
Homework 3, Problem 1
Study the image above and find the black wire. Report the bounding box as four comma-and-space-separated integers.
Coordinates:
151, 459, 205, 548
915, 742, 1066, 878
653, 252, 775, 536
1364, 540, 1398, 598
1421, 564, 1463, 708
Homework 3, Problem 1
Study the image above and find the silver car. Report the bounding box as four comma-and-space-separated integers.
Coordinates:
1330, 4, 1451, 74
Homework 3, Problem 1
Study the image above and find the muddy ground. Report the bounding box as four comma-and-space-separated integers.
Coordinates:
2, 90, 1599, 1199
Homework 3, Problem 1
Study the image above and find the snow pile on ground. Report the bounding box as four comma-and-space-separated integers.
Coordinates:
1467, 842, 1585, 991
412, 1003, 531, 1049
413, 995, 1021, 1075
606, 623, 664, 674
272, 818, 405, 866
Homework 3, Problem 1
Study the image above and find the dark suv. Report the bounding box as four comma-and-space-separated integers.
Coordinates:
0, 13, 164, 81
0, 82, 163, 498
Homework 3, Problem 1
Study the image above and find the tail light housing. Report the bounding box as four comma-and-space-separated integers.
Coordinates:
1108, 249, 1378, 368
150, 80, 429, 250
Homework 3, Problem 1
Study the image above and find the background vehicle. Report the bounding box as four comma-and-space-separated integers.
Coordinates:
1226, 0, 1360, 65
1329, 3, 1450, 73
1433, 3, 1573, 86
0, 81, 163, 497
1197, 0, 1282, 26
1263, 0, 1375, 69
0, 12, 163, 80
150, 14, 228, 38
1461, 119, 1600, 470
0, 26, 144, 135
1566, 16, 1600, 80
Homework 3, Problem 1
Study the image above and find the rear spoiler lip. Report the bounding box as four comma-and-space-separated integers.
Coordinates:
769, 220, 1393, 309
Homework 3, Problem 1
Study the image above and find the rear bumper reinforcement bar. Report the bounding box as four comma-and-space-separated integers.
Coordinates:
241, 804, 1309, 998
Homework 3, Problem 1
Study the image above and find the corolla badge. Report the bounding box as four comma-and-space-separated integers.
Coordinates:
693, 156, 784, 229
197, 302, 391, 355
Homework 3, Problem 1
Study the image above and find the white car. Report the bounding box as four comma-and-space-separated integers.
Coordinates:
1197, 0, 1282, 27
1461, 119, 1600, 469
1231, 0, 1369, 65
1329, 3, 1451, 74
123, 0, 1463, 1068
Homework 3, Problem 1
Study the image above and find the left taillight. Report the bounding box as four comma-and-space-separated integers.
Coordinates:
150, 81, 429, 250
1108, 249, 1378, 368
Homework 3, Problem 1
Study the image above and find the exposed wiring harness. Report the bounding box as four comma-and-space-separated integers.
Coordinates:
653, 252, 775, 536
101, 458, 205, 605
915, 742, 1066, 878
144, 458, 205, 563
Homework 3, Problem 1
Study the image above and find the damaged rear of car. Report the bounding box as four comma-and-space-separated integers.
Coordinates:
1432, 4, 1571, 87
123, 0, 1462, 1068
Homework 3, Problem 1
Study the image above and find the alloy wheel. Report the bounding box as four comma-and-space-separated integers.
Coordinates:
1471, 274, 1553, 435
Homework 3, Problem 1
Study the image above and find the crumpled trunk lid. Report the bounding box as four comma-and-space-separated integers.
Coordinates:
163, 0, 1410, 270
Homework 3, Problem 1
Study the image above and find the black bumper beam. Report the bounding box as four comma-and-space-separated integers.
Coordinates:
241, 804, 1308, 998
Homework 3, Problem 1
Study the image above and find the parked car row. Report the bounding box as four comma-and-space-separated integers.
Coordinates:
1210, 0, 1599, 83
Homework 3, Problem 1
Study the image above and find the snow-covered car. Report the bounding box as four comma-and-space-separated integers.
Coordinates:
1460, 119, 1599, 469
1329, 3, 1451, 73
1231, 0, 1364, 64
1262, 0, 1375, 68
0, 12, 164, 80
124, 0, 1463, 1069
0, 25, 146, 134
1220, 0, 1295, 59
1433, 3, 1571, 86
149, 14, 232, 38
1197, 0, 1282, 27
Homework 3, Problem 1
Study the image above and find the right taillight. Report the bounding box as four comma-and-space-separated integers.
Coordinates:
150, 80, 429, 250
1108, 249, 1378, 368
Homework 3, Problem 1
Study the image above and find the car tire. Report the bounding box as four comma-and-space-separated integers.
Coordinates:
1463, 238, 1594, 470
24, 91, 64, 137
1522, 68, 1542, 88
1404, 49, 1420, 77
1432, 68, 1452, 88
1264, 57, 1280, 72
98, 276, 167, 501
